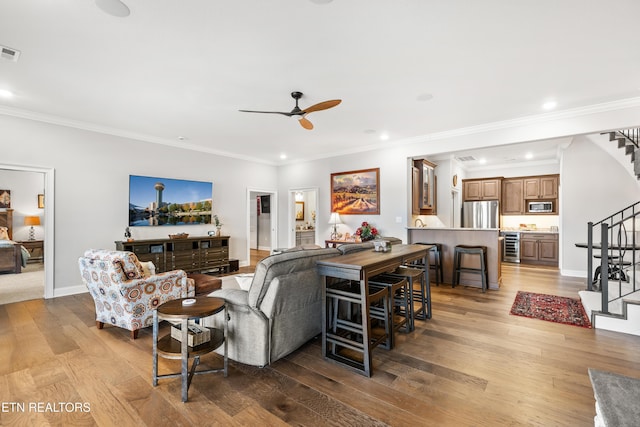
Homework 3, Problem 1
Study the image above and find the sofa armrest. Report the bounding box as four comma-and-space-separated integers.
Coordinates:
210, 288, 250, 306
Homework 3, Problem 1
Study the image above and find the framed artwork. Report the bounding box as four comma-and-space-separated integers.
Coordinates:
330, 168, 380, 215
295, 201, 305, 220
128, 175, 212, 226
0, 190, 10, 208
38, 194, 45, 209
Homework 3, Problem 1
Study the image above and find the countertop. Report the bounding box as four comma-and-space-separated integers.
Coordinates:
407, 227, 499, 232
500, 229, 558, 234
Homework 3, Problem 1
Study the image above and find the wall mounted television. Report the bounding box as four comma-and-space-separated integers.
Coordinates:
129, 175, 212, 226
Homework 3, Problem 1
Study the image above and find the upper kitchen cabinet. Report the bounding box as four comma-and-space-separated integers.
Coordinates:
412, 159, 437, 214
462, 178, 501, 201
502, 178, 524, 214
524, 175, 558, 199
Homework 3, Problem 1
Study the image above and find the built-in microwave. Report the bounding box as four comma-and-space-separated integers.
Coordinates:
528, 201, 553, 213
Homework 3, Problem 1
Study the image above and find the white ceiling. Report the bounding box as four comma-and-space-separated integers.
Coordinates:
2, 0, 640, 165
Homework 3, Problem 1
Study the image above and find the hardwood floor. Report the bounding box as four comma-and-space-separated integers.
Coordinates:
2, 264, 639, 426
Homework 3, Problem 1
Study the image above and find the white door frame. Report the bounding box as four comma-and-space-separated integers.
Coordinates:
246, 188, 277, 262
0, 163, 55, 299
288, 187, 319, 247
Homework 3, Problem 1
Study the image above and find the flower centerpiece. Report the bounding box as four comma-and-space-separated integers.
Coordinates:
355, 221, 379, 241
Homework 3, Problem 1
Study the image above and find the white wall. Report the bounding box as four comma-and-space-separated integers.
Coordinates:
2, 114, 277, 295
0, 170, 45, 241
278, 147, 412, 245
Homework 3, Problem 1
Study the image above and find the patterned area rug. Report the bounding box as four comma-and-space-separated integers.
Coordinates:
510, 291, 592, 328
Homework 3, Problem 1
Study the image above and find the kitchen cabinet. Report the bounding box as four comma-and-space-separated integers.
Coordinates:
463, 178, 501, 201
501, 178, 524, 214
524, 175, 558, 199
520, 233, 558, 266
412, 159, 437, 214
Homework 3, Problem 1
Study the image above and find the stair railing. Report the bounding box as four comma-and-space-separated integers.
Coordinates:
618, 128, 640, 149
587, 201, 640, 314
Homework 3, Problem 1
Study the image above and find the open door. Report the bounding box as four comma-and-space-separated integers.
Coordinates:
289, 188, 319, 248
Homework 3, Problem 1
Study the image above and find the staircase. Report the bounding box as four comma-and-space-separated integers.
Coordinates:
577, 129, 640, 334
579, 200, 640, 335
604, 129, 640, 179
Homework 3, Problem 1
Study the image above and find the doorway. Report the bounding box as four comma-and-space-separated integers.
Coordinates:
0, 163, 54, 301
289, 188, 319, 248
247, 189, 277, 267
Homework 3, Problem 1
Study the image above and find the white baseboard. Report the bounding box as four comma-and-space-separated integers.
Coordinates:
561, 269, 587, 278
53, 285, 88, 298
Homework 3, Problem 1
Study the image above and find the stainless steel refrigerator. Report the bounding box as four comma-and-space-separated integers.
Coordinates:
462, 200, 499, 228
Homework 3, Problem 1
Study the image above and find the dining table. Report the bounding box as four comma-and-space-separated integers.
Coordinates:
316, 243, 430, 377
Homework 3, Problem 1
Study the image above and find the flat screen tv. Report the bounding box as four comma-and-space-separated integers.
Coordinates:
129, 175, 212, 226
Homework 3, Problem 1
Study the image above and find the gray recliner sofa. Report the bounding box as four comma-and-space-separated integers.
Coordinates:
205, 247, 340, 367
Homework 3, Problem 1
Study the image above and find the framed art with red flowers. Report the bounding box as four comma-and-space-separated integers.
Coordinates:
330, 168, 379, 215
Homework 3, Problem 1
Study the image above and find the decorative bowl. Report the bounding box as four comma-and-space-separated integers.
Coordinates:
169, 233, 189, 239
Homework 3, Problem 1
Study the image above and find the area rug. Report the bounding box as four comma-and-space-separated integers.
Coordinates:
510, 291, 592, 328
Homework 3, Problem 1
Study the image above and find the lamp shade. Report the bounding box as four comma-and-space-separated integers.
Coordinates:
328, 212, 342, 225
24, 216, 41, 226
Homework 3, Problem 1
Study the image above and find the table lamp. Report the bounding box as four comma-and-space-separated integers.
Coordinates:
328, 212, 342, 240
24, 215, 40, 241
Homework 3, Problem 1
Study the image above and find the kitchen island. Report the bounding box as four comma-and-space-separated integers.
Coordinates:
407, 227, 502, 290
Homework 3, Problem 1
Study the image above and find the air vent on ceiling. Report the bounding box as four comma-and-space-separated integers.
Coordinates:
0, 45, 21, 62
456, 155, 476, 162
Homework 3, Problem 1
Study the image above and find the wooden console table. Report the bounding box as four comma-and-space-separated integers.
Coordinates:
316, 244, 430, 377
116, 236, 230, 274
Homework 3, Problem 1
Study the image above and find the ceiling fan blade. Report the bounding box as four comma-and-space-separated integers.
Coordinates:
302, 99, 341, 114
238, 109, 291, 116
299, 116, 314, 130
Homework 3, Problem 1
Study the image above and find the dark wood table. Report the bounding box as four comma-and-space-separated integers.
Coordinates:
316, 244, 430, 377
152, 296, 227, 402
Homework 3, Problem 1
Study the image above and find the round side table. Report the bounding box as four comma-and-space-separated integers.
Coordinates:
152, 296, 228, 402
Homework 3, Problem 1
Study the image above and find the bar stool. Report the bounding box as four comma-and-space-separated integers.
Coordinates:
326, 279, 391, 358
386, 265, 431, 327
452, 245, 489, 292
369, 274, 410, 349
411, 242, 443, 286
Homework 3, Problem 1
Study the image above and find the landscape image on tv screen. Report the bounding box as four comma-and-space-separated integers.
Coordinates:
129, 175, 212, 226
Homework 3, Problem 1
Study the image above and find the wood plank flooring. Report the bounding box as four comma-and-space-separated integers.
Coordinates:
2, 264, 640, 426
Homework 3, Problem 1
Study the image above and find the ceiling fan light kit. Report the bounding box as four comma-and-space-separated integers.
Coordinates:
239, 91, 341, 130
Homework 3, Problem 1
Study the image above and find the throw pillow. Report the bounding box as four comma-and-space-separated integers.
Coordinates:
140, 261, 156, 278
235, 274, 254, 291
0, 227, 8, 240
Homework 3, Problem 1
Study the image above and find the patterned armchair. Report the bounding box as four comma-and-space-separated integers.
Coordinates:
78, 249, 195, 339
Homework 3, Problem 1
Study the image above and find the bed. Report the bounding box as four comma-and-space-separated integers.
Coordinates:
0, 209, 25, 274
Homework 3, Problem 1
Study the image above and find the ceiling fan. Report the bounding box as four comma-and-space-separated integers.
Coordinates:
239, 91, 341, 130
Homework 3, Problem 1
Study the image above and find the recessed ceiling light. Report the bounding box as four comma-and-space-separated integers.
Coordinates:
525, 152, 533, 159
478, 158, 487, 164
379, 133, 389, 141
542, 101, 557, 110
416, 93, 434, 102
177, 136, 186, 141
280, 154, 287, 160
95, 0, 130, 17
364, 129, 376, 134
0, 89, 13, 98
